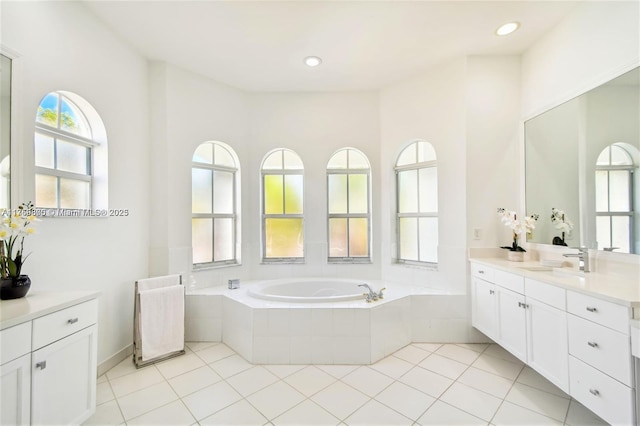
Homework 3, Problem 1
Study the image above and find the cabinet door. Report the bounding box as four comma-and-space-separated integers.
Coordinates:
31, 325, 97, 425
0, 353, 31, 425
526, 299, 569, 393
472, 277, 497, 339
496, 287, 527, 362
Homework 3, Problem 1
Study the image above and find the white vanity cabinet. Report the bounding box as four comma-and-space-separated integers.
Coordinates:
0, 293, 99, 425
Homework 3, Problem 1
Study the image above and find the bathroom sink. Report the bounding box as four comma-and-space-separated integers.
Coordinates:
517, 266, 553, 272
552, 267, 585, 278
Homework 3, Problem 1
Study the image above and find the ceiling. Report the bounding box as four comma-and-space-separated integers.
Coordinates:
83, 0, 581, 92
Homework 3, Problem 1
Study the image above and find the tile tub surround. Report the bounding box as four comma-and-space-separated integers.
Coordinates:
185, 280, 476, 364
84, 341, 608, 426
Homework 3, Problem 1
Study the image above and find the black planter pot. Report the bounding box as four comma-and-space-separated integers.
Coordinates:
0, 275, 31, 300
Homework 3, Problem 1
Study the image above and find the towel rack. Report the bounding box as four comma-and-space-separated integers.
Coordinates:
133, 274, 186, 368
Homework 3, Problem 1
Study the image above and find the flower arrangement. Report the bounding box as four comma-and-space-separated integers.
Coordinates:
551, 207, 573, 246
497, 208, 539, 252
0, 202, 37, 279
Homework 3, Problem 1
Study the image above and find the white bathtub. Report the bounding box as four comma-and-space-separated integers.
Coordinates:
248, 278, 367, 303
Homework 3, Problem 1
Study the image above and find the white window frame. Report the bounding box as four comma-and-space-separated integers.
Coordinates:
395, 141, 438, 266
595, 143, 636, 253
192, 141, 240, 268
34, 91, 107, 213
327, 148, 372, 263
261, 148, 305, 263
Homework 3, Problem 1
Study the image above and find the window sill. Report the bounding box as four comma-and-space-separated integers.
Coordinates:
193, 262, 241, 272
394, 260, 439, 271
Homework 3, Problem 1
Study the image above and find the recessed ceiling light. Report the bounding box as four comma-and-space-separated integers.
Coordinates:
496, 22, 520, 36
304, 56, 322, 67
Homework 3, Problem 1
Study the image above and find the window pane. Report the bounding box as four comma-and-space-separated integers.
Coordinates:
36, 93, 59, 127
284, 175, 303, 214
396, 144, 416, 166
328, 174, 347, 214
399, 218, 418, 261
348, 174, 368, 214
265, 218, 303, 258
60, 97, 91, 137
611, 216, 630, 253
417, 141, 436, 162
419, 167, 438, 213
59, 178, 90, 209
596, 147, 610, 166
192, 168, 212, 214
263, 151, 283, 170
192, 218, 213, 264
213, 218, 234, 261
193, 143, 213, 164
398, 170, 418, 213
214, 144, 235, 167
419, 217, 438, 263
349, 218, 368, 257
284, 150, 303, 170
348, 150, 369, 169
595, 170, 608, 212
35, 174, 58, 208
35, 133, 55, 169
609, 170, 630, 212
327, 150, 347, 169
596, 216, 611, 250
610, 145, 632, 166
329, 218, 347, 257
57, 140, 88, 174
264, 175, 283, 214
213, 171, 234, 214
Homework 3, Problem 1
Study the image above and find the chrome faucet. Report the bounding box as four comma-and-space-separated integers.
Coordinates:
358, 284, 385, 302
563, 247, 590, 272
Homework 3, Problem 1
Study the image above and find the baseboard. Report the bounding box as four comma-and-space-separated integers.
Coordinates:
98, 344, 133, 377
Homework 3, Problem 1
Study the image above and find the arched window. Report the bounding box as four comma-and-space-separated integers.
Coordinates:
35, 91, 108, 210
395, 141, 438, 264
595, 143, 637, 253
327, 148, 371, 262
261, 149, 304, 262
192, 141, 240, 266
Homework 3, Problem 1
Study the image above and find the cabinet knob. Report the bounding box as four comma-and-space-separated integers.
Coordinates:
35, 361, 47, 370
489, 290, 495, 295
589, 388, 600, 396
479, 270, 485, 274
518, 302, 529, 309
68, 317, 79, 324
587, 341, 599, 348
586, 307, 597, 313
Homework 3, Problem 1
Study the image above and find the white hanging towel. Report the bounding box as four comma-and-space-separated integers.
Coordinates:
139, 284, 184, 361
137, 274, 181, 292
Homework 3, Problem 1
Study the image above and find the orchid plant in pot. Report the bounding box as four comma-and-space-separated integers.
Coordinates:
0, 202, 37, 300
551, 208, 573, 246
497, 208, 539, 261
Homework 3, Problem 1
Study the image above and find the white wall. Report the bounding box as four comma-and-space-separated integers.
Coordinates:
522, 1, 640, 119
1, 1, 150, 365
379, 59, 468, 293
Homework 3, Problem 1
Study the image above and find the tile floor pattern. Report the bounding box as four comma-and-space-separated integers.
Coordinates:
84, 342, 609, 426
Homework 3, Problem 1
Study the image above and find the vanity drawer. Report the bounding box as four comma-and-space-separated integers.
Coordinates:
494, 269, 524, 294
525, 278, 566, 310
566, 291, 630, 333
569, 356, 635, 426
0, 322, 32, 364
32, 299, 98, 350
471, 263, 494, 281
568, 314, 632, 386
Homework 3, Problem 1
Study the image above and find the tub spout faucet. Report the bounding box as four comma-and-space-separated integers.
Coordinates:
358, 284, 378, 302
563, 247, 590, 272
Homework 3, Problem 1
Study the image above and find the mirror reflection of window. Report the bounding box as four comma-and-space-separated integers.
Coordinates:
0, 54, 11, 209
595, 143, 638, 253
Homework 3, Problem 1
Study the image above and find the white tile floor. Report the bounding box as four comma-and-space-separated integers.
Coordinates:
84, 342, 609, 426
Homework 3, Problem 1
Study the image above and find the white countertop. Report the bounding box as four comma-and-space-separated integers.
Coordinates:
469, 257, 640, 309
0, 291, 100, 330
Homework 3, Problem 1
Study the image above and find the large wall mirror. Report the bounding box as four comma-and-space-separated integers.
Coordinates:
525, 66, 639, 254
0, 53, 11, 209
